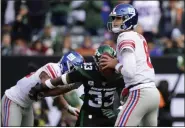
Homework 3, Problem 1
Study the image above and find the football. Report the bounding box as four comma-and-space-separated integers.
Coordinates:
99, 52, 115, 76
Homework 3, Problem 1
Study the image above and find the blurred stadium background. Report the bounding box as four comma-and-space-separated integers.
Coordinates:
1, 0, 184, 127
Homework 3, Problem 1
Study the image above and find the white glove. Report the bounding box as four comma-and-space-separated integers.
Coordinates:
66, 105, 80, 117
118, 106, 123, 111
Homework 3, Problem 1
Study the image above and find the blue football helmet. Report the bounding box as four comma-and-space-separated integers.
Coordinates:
59, 51, 84, 74
107, 4, 138, 33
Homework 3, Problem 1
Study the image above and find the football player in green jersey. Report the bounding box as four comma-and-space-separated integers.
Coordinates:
29, 45, 125, 126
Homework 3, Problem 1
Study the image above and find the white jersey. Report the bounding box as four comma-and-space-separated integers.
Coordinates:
116, 31, 155, 88
5, 63, 62, 108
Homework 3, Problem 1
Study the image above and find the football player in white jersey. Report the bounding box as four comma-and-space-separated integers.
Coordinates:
99, 4, 160, 126
1, 51, 84, 126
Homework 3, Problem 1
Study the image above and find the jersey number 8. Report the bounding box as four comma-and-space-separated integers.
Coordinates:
143, 41, 153, 69
138, 33, 153, 69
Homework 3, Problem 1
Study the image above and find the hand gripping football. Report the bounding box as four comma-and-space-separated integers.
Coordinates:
99, 52, 115, 76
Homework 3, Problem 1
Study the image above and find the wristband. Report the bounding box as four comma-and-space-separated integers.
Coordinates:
45, 79, 55, 89
61, 74, 68, 85
115, 63, 122, 72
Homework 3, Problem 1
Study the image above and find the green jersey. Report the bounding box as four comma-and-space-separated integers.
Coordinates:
68, 61, 125, 114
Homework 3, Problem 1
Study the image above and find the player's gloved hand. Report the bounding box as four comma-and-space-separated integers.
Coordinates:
28, 83, 48, 101
120, 88, 129, 105
37, 92, 45, 100
102, 109, 117, 122
28, 90, 44, 101
66, 105, 80, 117
28, 84, 41, 100
116, 106, 123, 114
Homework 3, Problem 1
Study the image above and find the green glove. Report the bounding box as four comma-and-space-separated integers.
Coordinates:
102, 109, 116, 119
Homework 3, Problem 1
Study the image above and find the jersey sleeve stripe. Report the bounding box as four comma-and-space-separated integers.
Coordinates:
45, 67, 53, 79
46, 65, 56, 78
120, 44, 135, 50
118, 40, 135, 51
6, 99, 11, 126
51, 65, 57, 77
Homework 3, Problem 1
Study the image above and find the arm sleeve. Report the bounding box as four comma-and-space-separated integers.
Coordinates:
119, 49, 136, 79
67, 69, 86, 83
49, 69, 85, 87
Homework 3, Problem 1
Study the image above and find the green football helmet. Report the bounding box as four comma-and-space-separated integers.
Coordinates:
94, 44, 116, 64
